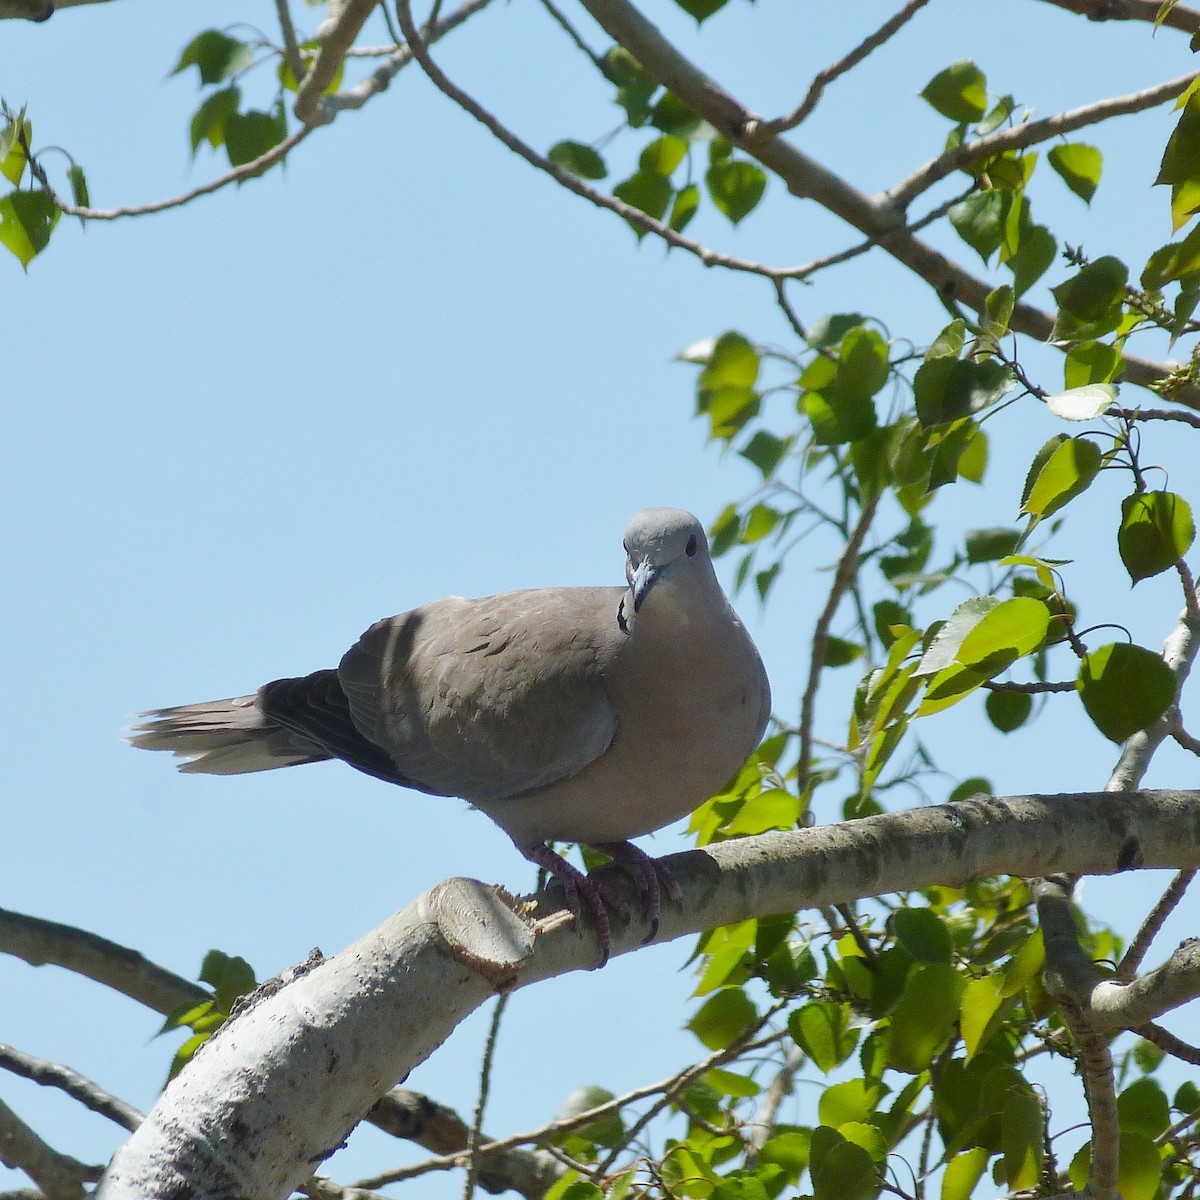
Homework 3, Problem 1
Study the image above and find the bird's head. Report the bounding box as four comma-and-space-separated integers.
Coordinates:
622, 508, 716, 616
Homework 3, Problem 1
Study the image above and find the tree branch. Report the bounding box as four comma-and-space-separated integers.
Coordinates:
93, 790, 1200, 1200
0, 1096, 100, 1200
1117, 868, 1197, 980
0, 906, 208, 1014
0, 1044, 142, 1133
1035, 0, 1200, 33
1036, 875, 1120, 1200
889, 71, 1200, 208
762, 0, 931, 136
570, 0, 1200, 409
320, 0, 497, 117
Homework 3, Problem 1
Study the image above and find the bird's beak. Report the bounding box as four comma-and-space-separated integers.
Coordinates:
630, 559, 661, 613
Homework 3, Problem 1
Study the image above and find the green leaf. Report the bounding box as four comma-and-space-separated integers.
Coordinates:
1143, 222, 1200, 289
1001, 1092, 1044, 1188
1077, 642, 1176, 742
1064, 341, 1122, 388
0, 115, 30, 186
885, 963, 965, 1072
613, 169, 672, 232
651, 91, 705, 138
224, 107, 287, 168
1132, 1038, 1165, 1073
758, 1128, 811, 1179
1118, 490, 1195, 582
920, 60, 988, 122
1156, 90, 1200, 229
836, 327, 891, 402
639, 134, 688, 177
1118, 1078, 1170, 1137
948, 191, 1005, 263
818, 1080, 884, 1128
914, 358, 1012, 427
948, 776, 991, 802
739, 430, 786, 477
985, 688, 1032, 733
673, 0, 728, 20
548, 140, 607, 180
808, 313, 867, 349
1020, 436, 1102, 521
1047, 143, 1102, 203
810, 1129, 880, 1200
555, 1086, 624, 1147
0, 189, 59, 268
669, 182, 700, 232
1045, 383, 1116, 421
789, 1001, 859, 1073
915, 596, 999, 677
983, 284, 1015, 338
965, 527, 1020, 563
1051, 255, 1128, 340
706, 159, 767, 224
190, 86, 241, 153
687, 987, 758, 1050
172, 29, 254, 85
1073, 1134, 1165, 1200
199, 949, 256, 1013
893, 908, 952, 965
65, 163, 89, 209
699, 331, 759, 391
960, 974, 1005, 1058
941, 1147, 989, 1200
824, 636, 864, 668
705, 1067, 760, 1098
1007, 223, 1056, 296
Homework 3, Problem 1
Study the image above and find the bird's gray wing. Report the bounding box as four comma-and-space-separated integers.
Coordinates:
337, 587, 625, 803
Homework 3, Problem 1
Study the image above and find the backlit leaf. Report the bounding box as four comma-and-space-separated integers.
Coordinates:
1077, 642, 1175, 742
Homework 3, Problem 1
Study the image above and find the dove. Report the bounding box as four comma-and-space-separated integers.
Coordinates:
130, 508, 771, 963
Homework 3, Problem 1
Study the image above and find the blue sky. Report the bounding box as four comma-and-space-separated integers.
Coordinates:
3, 1, 1198, 1194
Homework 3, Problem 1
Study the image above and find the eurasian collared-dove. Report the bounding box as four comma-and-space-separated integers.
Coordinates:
130, 508, 771, 963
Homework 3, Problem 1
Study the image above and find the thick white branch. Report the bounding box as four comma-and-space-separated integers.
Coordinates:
95, 790, 1200, 1200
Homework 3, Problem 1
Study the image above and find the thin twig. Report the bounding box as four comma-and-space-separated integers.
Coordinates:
354, 1035, 776, 1189
28, 126, 313, 220
1169, 713, 1200, 756
322, 0, 497, 115
1117, 869, 1198, 981
0, 1043, 142, 1133
536, 0, 606, 70
763, 0, 931, 135
1135, 1020, 1200, 1065
275, 0, 306, 87
798, 493, 881, 798
463, 992, 509, 1200
1111, 406, 1200, 430
593, 1023, 788, 1178
393, 0, 797, 278
1178, 559, 1200, 621
890, 71, 1200, 207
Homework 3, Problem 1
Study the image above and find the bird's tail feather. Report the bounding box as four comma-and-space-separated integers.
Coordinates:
128, 695, 332, 775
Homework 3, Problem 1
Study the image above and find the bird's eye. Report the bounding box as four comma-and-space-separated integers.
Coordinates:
685, 535, 698, 557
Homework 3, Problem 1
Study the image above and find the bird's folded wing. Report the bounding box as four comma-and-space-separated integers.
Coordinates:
337, 588, 624, 804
